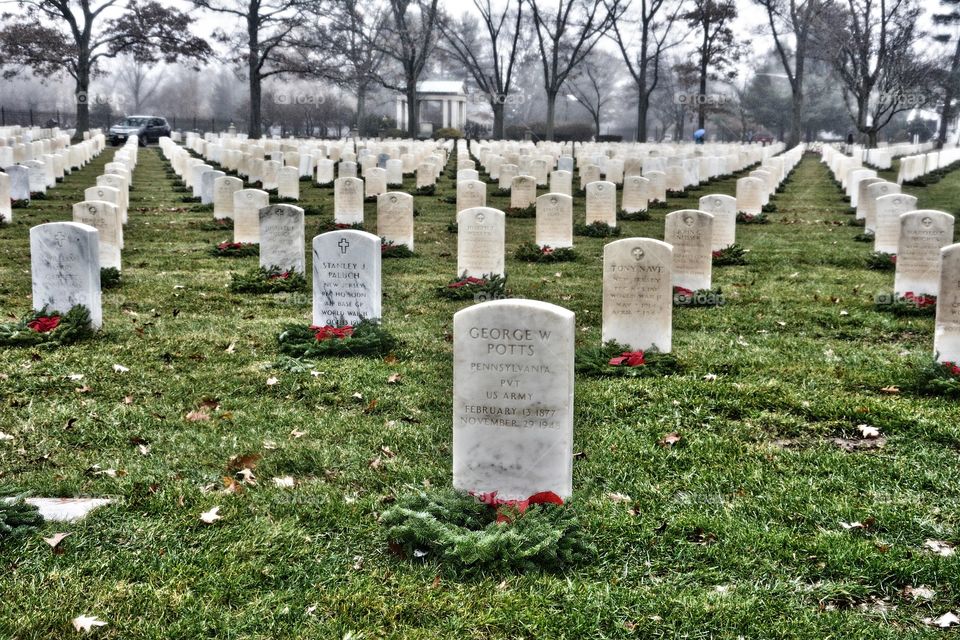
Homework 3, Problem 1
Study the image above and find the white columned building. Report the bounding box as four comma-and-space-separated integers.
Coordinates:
395, 80, 468, 136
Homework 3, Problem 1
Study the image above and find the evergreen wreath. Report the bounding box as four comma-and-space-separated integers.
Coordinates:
617, 209, 651, 221
0, 500, 44, 541
505, 205, 536, 218
0, 305, 94, 347
847, 217, 866, 228
230, 266, 308, 293
277, 318, 397, 358
381, 240, 415, 259
711, 244, 748, 266
438, 273, 507, 301
317, 221, 364, 234
875, 291, 937, 317
446, 221, 459, 234
853, 231, 874, 242
576, 342, 681, 378
380, 489, 594, 576
574, 221, 621, 238
514, 242, 577, 263
210, 241, 259, 257
912, 359, 960, 398
736, 212, 768, 224
197, 218, 233, 231
415, 184, 436, 196
100, 267, 122, 289
866, 252, 896, 271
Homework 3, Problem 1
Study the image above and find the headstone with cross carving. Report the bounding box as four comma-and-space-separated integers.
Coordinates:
665, 209, 714, 291
311, 229, 382, 326
30, 221, 102, 329
457, 207, 505, 278
603, 238, 673, 352
894, 210, 955, 298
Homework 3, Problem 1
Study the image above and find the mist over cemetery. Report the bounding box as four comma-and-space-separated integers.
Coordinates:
2, 0, 960, 637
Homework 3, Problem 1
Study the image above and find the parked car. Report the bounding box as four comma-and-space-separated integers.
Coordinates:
108, 116, 171, 146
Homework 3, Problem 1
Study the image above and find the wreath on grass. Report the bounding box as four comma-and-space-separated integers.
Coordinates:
197, 218, 234, 231
192, 203, 214, 213
317, 221, 364, 234
912, 359, 960, 397
380, 489, 594, 576
712, 244, 748, 266
875, 292, 937, 316
415, 184, 436, 196
674, 286, 724, 307
301, 206, 324, 216
514, 242, 577, 263
576, 342, 681, 378
230, 266, 307, 293
439, 195, 457, 204
277, 319, 397, 358
668, 189, 689, 198
736, 212, 768, 224
853, 231, 874, 243
505, 205, 536, 218
446, 221, 459, 234
210, 241, 259, 257
761, 203, 777, 213
618, 209, 651, 221
381, 240, 414, 259
494, 187, 511, 197
0, 501, 43, 541
271, 196, 298, 204
100, 267, 121, 289
0, 305, 94, 347
866, 252, 896, 271
648, 201, 669, 210
848, 217, 866, 228
438, 273, 507, 301
574, 221, 621, 238
315, 181, 334, 189
180, 195, 201, 203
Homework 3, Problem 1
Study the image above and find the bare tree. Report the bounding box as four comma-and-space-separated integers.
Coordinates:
191, 0, 325, 139
115, 57, 165, 113
0, 1, 211, 137
680, 0, 740, 130
528, 0, 617, 140
606, 0, 686, 142
754, 0, 829, 147
373, 0, 442, 137
318, 0, 386, 135
439, 0, 525, 139
568, 50, 621, 137
822, 0, 932, 146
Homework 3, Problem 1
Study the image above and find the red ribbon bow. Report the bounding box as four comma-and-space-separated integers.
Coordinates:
448, 277, 487, 289
608, 351, 645, 367
472, 490, 565, 523
27, 316, 61, 333
674, 286, 694, 297
217, 241, 243, 250
904, 292, 936, 308
944, 361, 960, 377
541, 247, 555, 255
310, 325, 354, 341
268, 271, 291, 280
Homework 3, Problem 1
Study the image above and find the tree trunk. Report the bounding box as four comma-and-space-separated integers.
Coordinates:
593, 112, 601, 138
697, 50, 708, 130
637, 88, 648, 143
492, 101, 505, 140
788, 92, 803, 148
868, 128, 878, 148
356, 88, 366, 135
545, 91, 557, 141
406, 84, 417, 137
75, 75, 90, 141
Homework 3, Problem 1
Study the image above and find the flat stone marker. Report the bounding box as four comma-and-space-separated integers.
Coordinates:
457, 179, 487, 213
214, 176, 243, 220
311, 229, 382, 325
377, 192, 414, 250
621, 175, 649, 213
277, 166, 300, 200
699, 194, 737, 250
458, 207, 505, 278
603, 238, 673, 352
30, 221, 102, 329
665, 210, 714, 291
453, 298, 575, 500
510, 175, 537, 209
935, 243, 960, 363
736, 177, 764, 215
259, 204, 305, 273
874, 194, 918, 254
1, 497, 112, 523
72, 201, 121, 270
335, 176, 364, 224
895, 210, 955, 297
585, 180, 617, 227
536, 193, 573, 249
233, 189, 270, 243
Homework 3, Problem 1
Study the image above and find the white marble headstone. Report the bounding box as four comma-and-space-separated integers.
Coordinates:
935, 243, 960, 363
377, 192, 414, 250
259, 204, 305, 273
894, 210, 955, 297
698, 194, 737, 250
664, 209, 714, 291
311, 230, 382, 325
603, 238, 673, 352
535, 193, 573, 249
233, 189, 270, 243
30, 222, 102, 329
458, 207, 505, 278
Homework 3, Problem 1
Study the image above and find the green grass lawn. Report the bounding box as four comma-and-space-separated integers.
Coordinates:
1, 147, 959, 639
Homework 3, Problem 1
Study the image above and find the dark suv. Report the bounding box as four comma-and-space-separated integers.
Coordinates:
108, 116, 171, 146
